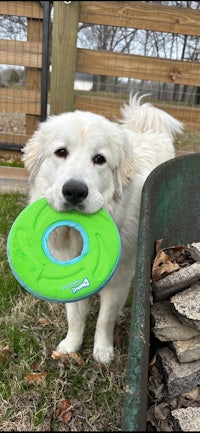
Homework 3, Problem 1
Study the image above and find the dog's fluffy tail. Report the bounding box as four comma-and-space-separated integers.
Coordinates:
120, 93, 183, 140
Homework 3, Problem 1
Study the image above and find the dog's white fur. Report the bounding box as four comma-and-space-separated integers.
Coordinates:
22, 94, 183, 363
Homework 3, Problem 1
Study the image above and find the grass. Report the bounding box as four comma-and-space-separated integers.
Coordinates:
174, 131, 200, 156
0, 160, 24, 168
0, 193, 131, 432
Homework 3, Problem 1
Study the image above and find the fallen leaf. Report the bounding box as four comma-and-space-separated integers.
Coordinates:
0, 342, 10, 364
37, 317, 48, 326
156, 239, 163, 254
152, 249, 180, 282
152, 243, 195, 283
69, 351, 84, 366
63, 411, 72, 424
153, 249, 170, 270
24, 372, 47, 385
159, 260, 180, 277
149, 353, 157, 367
164, 245, 194, 267
58, 399, 72, 425
51, 350, 68, 361
51, 350, 84, 366
58, 399, 71, 415
31, 361, 41, 371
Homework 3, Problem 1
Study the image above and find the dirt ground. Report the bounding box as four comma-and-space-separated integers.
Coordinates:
0, 112, 26, 164
0, 112, 26, 136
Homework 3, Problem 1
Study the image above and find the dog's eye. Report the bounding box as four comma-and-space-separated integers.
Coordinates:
93, 154, 106, 165
54, 148, 68, 158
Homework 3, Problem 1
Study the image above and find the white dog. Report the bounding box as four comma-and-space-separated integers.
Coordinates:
22, 94, 183, 363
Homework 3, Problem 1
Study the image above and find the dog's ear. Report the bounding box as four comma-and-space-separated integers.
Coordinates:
22, 127, 45, 181
108, 123, 134, 199
113, 137, 135, 200
113, 168, 123, 200
120, 147, 135, 184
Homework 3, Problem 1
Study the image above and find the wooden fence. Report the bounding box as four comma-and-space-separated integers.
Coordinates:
50, 1, 200, 131
0, 0, 50, 154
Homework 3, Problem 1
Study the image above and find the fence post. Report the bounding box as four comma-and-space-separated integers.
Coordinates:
26, 17, 43, 137
50, 1, 80, 115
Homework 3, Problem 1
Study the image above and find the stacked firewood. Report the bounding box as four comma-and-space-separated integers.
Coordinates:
147, 241, 200, 431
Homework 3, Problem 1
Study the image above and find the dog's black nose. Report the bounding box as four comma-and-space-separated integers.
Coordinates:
62, 180, 88, 205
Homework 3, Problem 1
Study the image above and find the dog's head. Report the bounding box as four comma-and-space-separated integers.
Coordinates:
22, 110, 134, 214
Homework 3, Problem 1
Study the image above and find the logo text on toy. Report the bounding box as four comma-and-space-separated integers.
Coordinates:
71, 278, 90, 294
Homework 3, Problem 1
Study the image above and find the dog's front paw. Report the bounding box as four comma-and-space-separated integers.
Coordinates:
93, 345, 114, 364
57, 336, 80, 354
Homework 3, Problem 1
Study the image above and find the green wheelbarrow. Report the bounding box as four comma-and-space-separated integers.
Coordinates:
121, 152, 200, 431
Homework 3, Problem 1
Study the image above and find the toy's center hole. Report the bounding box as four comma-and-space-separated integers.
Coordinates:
47, 226, 83, 261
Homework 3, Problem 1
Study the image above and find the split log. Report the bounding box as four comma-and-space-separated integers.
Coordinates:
152, 261, 200, 301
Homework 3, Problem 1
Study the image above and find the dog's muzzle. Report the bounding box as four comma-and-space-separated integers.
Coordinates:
62, 180, 88, 205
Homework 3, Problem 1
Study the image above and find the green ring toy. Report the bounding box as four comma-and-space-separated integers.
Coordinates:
7, 198, 121, 303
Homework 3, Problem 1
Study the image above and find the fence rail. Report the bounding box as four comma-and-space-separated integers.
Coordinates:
0, 0, 43, 18
76, 48, 200, 87
79, 1, 200, 36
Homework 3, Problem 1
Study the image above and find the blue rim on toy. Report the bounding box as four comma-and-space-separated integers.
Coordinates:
42, 220, 89, 265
